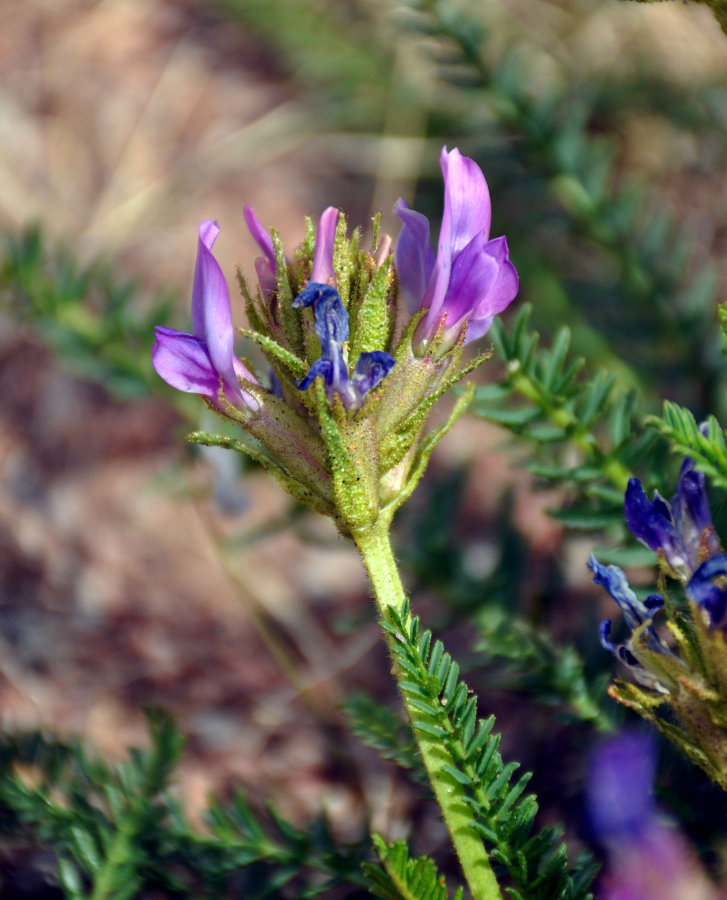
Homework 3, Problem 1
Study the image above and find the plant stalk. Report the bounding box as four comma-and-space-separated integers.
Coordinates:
354, 523, 503, 900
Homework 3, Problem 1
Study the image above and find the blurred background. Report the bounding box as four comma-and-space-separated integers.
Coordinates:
3, 0, 727, 895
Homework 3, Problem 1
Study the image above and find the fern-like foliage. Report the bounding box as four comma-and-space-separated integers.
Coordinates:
471, 305, 665, 529
343, 692, 425, 781
0, 710, 372, 899
0, 708, 183, 900
648, 401, 727, 491
382, 602, 598, 900
0, 226, 178, 402
363, 835, 463, 900
475, 607, 610, 730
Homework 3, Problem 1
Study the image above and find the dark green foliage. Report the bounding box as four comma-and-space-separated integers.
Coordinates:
0, 226, 177, 402
0, 711, 372, 899
649, 401, 727, 491
0, 708, 183, 900
211, 0, 397, 129
363, 835, 463, 900
475, 607, 610, 729
382, 602, 598, 900
342, 693, 425, 780
471, 305, 666, 530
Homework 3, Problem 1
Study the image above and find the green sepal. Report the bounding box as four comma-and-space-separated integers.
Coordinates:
270, 228, 303, 355
244, 384, 332, 497
297, 216, 316, 262
381, 383, 476, 519
333, 213, 355, 306
187, 429, 335, 518
349, 259, 394, 360
314, 380, 379, 532
238, 329, 307, 379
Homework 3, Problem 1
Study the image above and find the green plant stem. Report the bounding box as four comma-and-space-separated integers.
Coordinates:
510, 371, 632, 490
354, 523, 503, 900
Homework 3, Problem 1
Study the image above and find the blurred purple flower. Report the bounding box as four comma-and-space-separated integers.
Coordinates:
625, 459, 720, 580
588, 732, 722, 900
395, 146, 518, 352
152, 220, 259, 412
293, 283, 394, 408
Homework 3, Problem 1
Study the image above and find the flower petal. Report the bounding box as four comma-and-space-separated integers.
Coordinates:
394, 198, 436, 315
243, 204, 276, 266
152, 327, 221, 399
435, 234, 518, 344
587, 732, 657, 843
351, 350, 395, 397
310, 206, 339, 285
439, 146, 492, 258
190, 220, 238, 392
672, 459, 721, 567
687, 555, 727, 627
588, 555, 653, 631
624, 478, 682, 567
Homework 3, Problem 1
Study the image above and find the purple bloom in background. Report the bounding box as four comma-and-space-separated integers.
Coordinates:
152, 220, 259, 412
293, 283, 395, 408
588, 732, 721, 900
624, 459, 720, 580
395, 146, 518, 351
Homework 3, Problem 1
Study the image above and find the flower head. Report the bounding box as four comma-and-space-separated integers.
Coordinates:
153, 147, 512, 535
625, 459, 720, 580
152, 220, 259, 412
395, 147, 518, 352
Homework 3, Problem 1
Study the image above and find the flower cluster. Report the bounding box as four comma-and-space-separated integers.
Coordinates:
590, 462, 727, 789
152, 148, 518, 536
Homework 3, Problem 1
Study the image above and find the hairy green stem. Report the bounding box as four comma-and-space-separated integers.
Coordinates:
354, 524, 503, 900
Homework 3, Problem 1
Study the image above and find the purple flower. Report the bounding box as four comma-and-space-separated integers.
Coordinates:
293, 283, 395, 408
244, 204, 340, 294
686, 555, 727, 628
152, 220, 259, 412
624, 459, 720, 580
243, 205, 277, 295
588, 555, 674, 689
310, 206, 339, 285
394, 146, 518, 352
588, 732, 658, 844
588, 733, 721, 900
